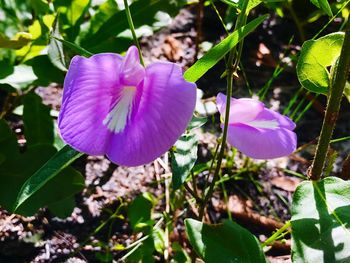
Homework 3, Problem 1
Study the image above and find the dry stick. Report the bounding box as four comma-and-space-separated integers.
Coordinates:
309, 14, 350, 180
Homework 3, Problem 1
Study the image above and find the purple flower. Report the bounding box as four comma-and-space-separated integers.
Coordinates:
58, 46, 196, 166
216, 93, 297, 159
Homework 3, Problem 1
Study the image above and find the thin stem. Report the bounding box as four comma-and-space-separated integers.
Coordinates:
123, 0, 144, 66
198, 0, 249, 221
287, 1, 305, 42
262, 221, 291, 247
310, 15, 350, 180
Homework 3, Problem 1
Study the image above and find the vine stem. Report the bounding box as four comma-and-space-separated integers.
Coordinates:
122, 0, 144, 66
309, 14, 350, 180
198, 0, 249, 220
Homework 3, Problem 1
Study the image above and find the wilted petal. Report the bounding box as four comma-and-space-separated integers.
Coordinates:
58, 53, 123, 155
227, 123, 297, 159
216, 93, 264, 123
107, 62, 196, 166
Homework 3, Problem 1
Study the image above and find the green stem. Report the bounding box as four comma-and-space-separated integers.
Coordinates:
310, 15, 350, 180
262, 221, 291, 247
198, 0, 250, 221
123, 0, 144, 66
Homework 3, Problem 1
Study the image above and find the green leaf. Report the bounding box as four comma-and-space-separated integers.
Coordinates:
27, 55, 65, 85
291, 177, 350, 263
187, 116, 207, 130
152, 227, 165, 253
66, 0, 90, 25
30, 0, 50, 15
53, 37, 93, 57
0, 64, 38, 89
48, 18, 67, 72
297, 32, 344, 94
310, 0, 333, 16
13, 145, 83, 212
171, 133, 198, 190
184, 14, 268, 83
185, 219, 267, 263
16, 165, 84, 217
344, 82, 350, 103
127, 194, 154, 232
23, 93, 54, 146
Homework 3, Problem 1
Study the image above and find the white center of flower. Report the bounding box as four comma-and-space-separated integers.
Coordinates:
103, 86, 136, 133
247, 119, 279, 129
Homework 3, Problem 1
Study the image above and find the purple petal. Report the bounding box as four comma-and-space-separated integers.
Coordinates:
227, 123, 297, 159
216, 93, 264, 123
253, 108, 296, 130
120, 46, 145, 86
106, 62, 196, 166
58, 53, 123, 155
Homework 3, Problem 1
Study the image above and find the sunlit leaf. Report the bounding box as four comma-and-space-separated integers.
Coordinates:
185, 219, 267, 263
127, 194, 154, 232
344, 81, 350, 103
291, 177, 350, 262
297, 32, 344, 94
171, 133, 198, 190
0, 65, 37, 88
310, 0, 333, 16
184, 14, 268, 83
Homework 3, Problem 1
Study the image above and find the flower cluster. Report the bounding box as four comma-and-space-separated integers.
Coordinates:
59, 46, 297, 166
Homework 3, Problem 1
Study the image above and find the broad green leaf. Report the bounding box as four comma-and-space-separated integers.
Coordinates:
184, 14, 268, 83
185, 219, 267, 263
152, 227, 165, 253
291, 177, 350, 263
23, 93, 54, 146
0, 65, 37, 88
0, 32, 32, 49
13, 145, 83, 212
171, 133, 198, 190
16, 165, 84, 216
27, 55, 65, 85
127, 194, 154, 232
0, 142, 83, 217
310, 0, 333, 16
297, 32, 344, 94
47, 196, 76, 218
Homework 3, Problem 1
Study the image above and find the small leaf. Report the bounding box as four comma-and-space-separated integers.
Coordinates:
23, 93, 54, 146
127, 194, 153, 232
185, 219, 267, 263
187, 115, 207, 130
13, 145, 83, 212
184, 14, 268, 83
171, 133, 198, 190
297, 32, 344, 94
291, 177, 350, 262
310, 0, 333, 17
